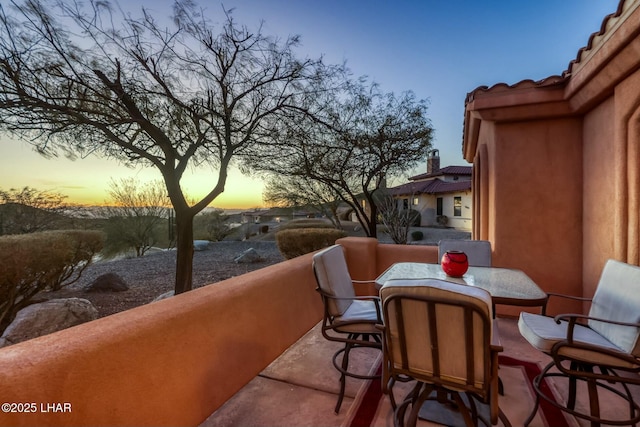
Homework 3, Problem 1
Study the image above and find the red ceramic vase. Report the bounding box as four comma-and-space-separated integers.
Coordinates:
441, 250, 469, 277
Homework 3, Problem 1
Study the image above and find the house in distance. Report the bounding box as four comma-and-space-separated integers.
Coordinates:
388, 149, 472, 231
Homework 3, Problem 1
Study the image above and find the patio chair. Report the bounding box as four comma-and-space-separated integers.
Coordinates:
518, 258, 640, 427
438, 239, 501, 322
379, 279, 511, 427
312, 244, 383, 414
438, 239, 492, 267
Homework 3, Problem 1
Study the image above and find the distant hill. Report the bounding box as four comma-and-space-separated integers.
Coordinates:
0, 203, 104, 234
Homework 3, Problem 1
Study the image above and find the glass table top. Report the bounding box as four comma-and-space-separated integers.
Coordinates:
376, 262, 547, 306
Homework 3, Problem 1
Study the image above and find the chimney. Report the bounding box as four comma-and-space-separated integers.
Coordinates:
427, 149, 440, 174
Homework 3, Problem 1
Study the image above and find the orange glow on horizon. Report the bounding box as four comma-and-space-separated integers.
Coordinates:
0, 139, 265, 210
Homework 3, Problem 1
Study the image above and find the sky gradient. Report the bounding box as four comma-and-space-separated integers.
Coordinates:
0, 1, 620, 209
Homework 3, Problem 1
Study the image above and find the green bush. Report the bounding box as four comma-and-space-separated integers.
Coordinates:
275, 228, 347, 259
411, 230, 424, 241
193, 209, 232, 242
407, 209, 421, 227
437, 215, 448, 226
277, 219, 333, 231
48, 230, 105, 290
0, 230, 104, 332
102, 215, 164, 258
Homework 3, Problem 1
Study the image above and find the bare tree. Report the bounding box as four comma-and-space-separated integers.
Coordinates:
263, 176, 343, 228
193, 208, 232, 242
102, 178, 168, 257
250, 82, 434, 238
0, 0, 342, 293
377, 190, 420, 244
0, 186, 68, 234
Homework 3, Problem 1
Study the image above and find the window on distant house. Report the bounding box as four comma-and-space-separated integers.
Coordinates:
436, 197, 443, 216
453, 197, 462, 217
413, 197, 419, 205
402, 198, 409, 210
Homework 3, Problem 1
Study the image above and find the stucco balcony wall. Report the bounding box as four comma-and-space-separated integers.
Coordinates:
0, 253, 323, 427
0, 237, 438, 426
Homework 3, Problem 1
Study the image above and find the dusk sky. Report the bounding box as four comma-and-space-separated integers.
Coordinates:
0, 1, 619, 209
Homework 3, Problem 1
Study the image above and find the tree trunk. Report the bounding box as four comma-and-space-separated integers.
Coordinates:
368, 202, 378, 239
331, 205, 342, 230
173, 207, 195, 294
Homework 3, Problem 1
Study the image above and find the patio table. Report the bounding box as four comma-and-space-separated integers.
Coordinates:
375, 262, 547, 308
376, 262, 547, 424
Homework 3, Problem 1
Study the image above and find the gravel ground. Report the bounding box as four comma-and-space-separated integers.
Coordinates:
43, 226, 470, 319
46, 241, 285, 318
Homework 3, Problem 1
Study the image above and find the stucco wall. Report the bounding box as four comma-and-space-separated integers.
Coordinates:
336, 236, 439, 280
496, 120, 582, 266
398, 192, 472, 231
0, 254, 323, 427
464, 0, 640, 309
444, 192, 472, 230
582, 96, 616, 299
0, 238, 442, 426
480, 119, 584, 315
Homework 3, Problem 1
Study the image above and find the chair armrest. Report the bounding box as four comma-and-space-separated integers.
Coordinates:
554, 313, 640, 329
549, 314, 640, 374
352, 279, 382, 294
542, 293, 592, 315
316, 288, 383, 323
352, 279, 377, 284
546, 292, 592, 302
318, 291, 381, 303
553, 313, 640, 345
490, 319, 503, 352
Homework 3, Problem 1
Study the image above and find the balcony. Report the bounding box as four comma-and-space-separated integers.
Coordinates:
202, 316, 640, 427
0, 237, 637, 426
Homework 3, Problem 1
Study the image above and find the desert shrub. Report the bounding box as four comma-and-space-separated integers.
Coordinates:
193, 209, 232, 242
277, 219, 334, 231
411, 230, 424, 241
101, 215, 164, 258
0, 230, 104, 332
48, 230, 105, 290
408, 209, 421, 226
275, 228, 347, 259
378, 201, 422, 244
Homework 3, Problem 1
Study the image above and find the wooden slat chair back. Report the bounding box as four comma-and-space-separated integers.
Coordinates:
380, 279, 510, 427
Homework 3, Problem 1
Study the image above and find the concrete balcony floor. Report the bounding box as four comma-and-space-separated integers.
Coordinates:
201, 317, 640, 427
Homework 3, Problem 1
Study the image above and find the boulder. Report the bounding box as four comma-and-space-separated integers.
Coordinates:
152, 291, 174, 302
0, 298, 98, 347
84, 272, 129, 292
234, 247, 263, 264
193, 240, 210, 251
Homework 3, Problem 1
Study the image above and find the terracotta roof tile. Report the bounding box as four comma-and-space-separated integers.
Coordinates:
565, 0, 628, 78
464, 0, 627, 105
389, 179, 471, 196
410, 165, 472, 181
465, 76, 566, 104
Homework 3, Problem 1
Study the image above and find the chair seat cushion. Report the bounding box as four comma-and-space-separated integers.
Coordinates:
518, 312, 637, 368
333, 300, 381, 334
589, 259, 640, 355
